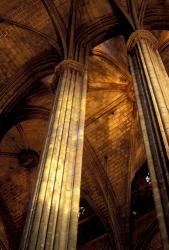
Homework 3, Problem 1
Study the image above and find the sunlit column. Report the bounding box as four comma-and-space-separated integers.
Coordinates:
127, 30, 169, 250
19, 49, 88, 250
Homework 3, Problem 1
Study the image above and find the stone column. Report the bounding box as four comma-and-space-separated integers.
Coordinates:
19, 48, 88, 250
127, 30, 169, 250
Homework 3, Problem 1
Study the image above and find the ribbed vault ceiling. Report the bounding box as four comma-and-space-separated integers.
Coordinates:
0, 0, 169, 249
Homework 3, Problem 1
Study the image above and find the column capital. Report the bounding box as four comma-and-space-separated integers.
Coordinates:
127, 30, 158, 52
51, 59, 85, 93
54, 59, 85, 74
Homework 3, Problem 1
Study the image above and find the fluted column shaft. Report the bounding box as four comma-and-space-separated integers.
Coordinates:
127, 30, 169, 250
19, 48, 88, 250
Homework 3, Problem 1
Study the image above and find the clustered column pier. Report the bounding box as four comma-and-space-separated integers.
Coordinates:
127, 30, 169, 250
19, 47, 88, 250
